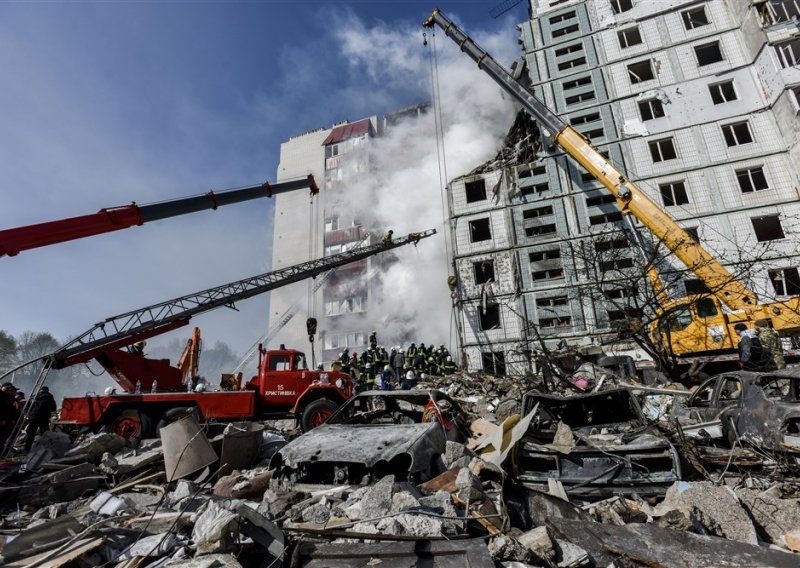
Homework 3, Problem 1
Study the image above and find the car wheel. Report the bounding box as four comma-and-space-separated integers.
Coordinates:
300, 399, 338, 432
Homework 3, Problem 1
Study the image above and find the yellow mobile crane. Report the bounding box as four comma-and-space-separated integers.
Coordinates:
424, 9, 800, 362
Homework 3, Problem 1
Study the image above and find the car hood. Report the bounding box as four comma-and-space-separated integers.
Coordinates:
277, 422, 444, 469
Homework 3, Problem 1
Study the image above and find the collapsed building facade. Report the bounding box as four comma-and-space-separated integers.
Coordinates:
450, 0, 800, 375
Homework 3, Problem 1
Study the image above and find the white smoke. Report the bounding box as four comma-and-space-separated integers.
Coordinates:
322, 13, 517, 351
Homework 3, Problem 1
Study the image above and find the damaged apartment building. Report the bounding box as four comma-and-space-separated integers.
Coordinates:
450, 0, 800, 375
270, 105, 428, 364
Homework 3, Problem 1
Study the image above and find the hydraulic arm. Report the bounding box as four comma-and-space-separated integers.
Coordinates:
0, 175, 318, 257
423, 9, 756, 311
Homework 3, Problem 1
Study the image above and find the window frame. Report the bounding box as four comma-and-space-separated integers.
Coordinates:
751, 215, 785, 242
694, 41, 724, 66
648, 137, 678, 162
659, 180, 689, 206
721, 121, 754, 147
709, 80, 737, 104
681, 6, 710, 30
617, 26, 643, 49
638, 98, 665, 121
627, 60, 655, 84
736, 166, 769, 193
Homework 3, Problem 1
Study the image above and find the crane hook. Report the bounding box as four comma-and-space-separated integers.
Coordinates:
422, 31, 428, 47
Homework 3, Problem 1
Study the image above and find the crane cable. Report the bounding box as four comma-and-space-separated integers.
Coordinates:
425, 29, 458, 356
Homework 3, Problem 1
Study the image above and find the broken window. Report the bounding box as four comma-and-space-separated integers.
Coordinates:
519, 165, 547, 179
549, 10, 577, 24
722, 121, 753, 146
604, 287, 635, 299
585, 193, 616, 207
571, 112, 601, 125
610, 0, 633, 14
684, 278, 710, 295
529, 248, 562, 262
628, 60, 655, 83
648, 138, 677, 162
595, 238, 629, 252
608, 308, 643, 322
324, 216, 339, 232
482, 351, 506, 376
736, 166, 769, 193
554, 43, 582, 57
769, 267, 800, 295
599, 257, 635, 271
751, 215, 785, 241
552, 24, 580, 38
682, 7, 710, 29
473, 260, 495, 284
638, 98, 665, 121
589, 211, 623, 225
536, 295, 569, 307
469, 218, 492, 242
532, 268, 564, 280
563, 76, 592, 90
525, 224, 557, 237
521, 182, 550, 196
709, 80, 737, 104
479, 304, 501, 330
583, 128, 604, 140
775, 38, 800, 68
695, 41, 724, 66
465, 178, 487, 203
539, 316, 572, 328
659, 181, 689, 206
558, 57, 586, 71
618, 26, 643, 49
524, 205, 555, 219
565, 92, 596, 105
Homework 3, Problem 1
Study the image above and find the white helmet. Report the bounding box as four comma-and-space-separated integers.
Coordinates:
420, 373, 427, 380
384, 365, 391, 372
104, 386, 115, 395
447, 356, 452, 362
406, 370, 416, 381
194, 383, 206, 393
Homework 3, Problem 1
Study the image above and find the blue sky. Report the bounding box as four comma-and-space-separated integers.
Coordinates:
0, 1, 523, 363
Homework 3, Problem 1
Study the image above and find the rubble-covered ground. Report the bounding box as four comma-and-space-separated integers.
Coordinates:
1, 368, 800, 567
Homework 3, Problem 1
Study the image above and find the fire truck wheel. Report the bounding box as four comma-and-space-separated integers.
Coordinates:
108, 409, 153, 441
300, 399, 338, 432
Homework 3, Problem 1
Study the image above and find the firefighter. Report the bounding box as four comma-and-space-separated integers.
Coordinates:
369, 331, 378, 350
0, 383, 18, 450
24, 386, 56, 453
442, 356, 457, 374
401, 370, 418, 390
407, 343, 417, 360
755, 319, 786, 370
382, 230, 394, 246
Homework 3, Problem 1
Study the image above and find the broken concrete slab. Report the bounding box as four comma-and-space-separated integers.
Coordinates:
549, 518, 799, 568
657, 481, 758, 545
162, 553, 243, 567
736, 486, 800, 547
66, 432, 127, 460
517, 525, 555, 563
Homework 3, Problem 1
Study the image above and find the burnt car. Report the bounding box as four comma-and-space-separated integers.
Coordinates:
683, 369, 800, 453
271, 390, 470, 488
515, 389, 681, 498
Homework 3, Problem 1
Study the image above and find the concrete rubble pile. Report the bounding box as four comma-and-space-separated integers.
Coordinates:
1, 370, 799, 567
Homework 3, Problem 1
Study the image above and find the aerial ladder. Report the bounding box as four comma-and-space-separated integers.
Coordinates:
232, 232, 371, 375
424, 9, 800, 359
0, 175, 318, 257
2, 229, 436, 454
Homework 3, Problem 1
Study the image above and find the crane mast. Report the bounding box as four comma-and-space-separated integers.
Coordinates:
423, 9, 756, 311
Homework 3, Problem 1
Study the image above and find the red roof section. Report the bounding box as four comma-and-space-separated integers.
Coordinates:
322, 118, 372, 146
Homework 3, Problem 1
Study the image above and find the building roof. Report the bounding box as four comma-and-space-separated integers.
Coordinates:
322, 118, 372, 146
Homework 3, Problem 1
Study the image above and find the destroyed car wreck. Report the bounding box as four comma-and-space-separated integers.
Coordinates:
516, 389, 682, 497
271, 390, 470, 487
